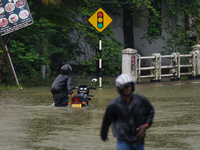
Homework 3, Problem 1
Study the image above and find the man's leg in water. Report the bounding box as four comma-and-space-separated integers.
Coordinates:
60, 94, 69, 106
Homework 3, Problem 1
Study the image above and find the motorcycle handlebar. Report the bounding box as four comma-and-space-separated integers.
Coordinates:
89, 86, 96, 90
72, 87, 78, 90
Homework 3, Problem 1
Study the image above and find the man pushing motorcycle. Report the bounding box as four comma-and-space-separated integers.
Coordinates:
100, 74, 154, 150
51, 64, 74, 107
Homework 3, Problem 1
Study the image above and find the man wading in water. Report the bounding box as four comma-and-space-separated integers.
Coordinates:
100, 74, 154, 150
51, 64, 74, 107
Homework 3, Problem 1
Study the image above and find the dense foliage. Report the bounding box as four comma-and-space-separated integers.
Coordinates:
142, 0, 200, 54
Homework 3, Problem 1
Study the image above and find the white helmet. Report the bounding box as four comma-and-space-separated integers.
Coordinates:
115, 74, 135, 94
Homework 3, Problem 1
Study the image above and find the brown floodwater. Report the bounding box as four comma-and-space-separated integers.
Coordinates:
1, 79, 200, 150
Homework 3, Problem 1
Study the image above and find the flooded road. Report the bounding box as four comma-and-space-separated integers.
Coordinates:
1, 80, 200, 150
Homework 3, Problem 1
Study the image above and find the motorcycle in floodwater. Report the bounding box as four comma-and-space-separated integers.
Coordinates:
68, 78, 97, 108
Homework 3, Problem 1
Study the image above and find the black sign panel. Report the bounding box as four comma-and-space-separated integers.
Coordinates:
0, 0, 34, 36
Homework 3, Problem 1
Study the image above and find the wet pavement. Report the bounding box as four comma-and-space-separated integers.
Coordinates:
1, 79, 200, 150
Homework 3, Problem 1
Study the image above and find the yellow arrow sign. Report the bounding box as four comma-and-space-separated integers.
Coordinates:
88, 8, 112, 32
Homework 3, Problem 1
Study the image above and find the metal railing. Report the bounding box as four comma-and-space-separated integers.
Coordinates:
136, 51, 200, 83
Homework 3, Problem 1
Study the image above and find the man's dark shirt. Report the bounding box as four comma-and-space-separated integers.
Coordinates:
100, 93, 154, 145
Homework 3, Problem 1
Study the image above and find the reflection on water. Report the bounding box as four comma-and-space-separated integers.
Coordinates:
1, 80, 200, 150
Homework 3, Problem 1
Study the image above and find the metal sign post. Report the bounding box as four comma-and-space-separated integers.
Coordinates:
99, 33, 102, 87
5, 45, 20, 87
0, 36, 20, 87
88, 8, 112, 87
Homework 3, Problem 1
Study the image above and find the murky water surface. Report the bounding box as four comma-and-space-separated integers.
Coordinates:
1, 80, 200, 150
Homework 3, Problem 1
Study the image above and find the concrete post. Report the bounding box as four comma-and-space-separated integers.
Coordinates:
170, 52, 179, 80
189, 51, 197, 77
122, 48, 138, 81
191, 45, 200, 77
151, 53, 161, 82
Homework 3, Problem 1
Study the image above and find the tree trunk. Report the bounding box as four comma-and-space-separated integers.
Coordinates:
123, 6, 134, 49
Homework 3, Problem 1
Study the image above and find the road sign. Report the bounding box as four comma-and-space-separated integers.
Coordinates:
88, 8, 112, 32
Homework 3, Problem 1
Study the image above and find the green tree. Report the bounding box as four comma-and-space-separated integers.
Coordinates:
0, 0, 124, 86
90, 0, 200, 54
141, 0, 200, 54
0, 0, 82, 85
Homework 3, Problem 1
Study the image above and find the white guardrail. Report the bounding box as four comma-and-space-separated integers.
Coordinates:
122, 45, 200, 83
137, 51, 200, 83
